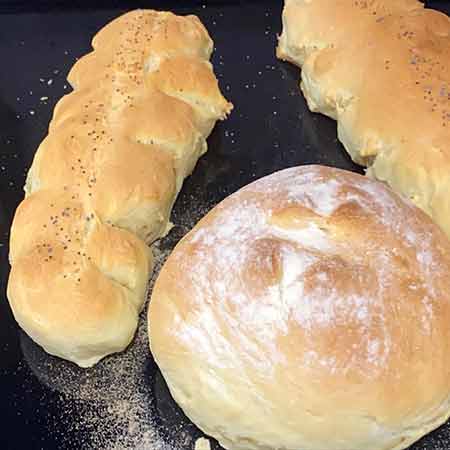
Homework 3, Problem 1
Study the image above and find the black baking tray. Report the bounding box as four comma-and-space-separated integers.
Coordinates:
1, 1, 450, 449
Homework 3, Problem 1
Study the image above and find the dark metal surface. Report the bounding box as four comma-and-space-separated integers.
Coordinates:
0, 2, 449, 449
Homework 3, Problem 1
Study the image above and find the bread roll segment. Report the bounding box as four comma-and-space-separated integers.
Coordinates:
277, 0, 450, 238
7, 10, 232, 367
149, 165, 450, 450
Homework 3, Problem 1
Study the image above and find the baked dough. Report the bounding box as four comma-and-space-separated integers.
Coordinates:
149, 165, 450, 450
277, 0, 450, 238
7, 10, 231, 367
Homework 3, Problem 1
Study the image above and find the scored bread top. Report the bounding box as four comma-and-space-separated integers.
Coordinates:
8, 10, 232, 367
149, 165, 450, 450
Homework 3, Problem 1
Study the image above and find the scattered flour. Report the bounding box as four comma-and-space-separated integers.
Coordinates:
18, 194, 214, 449
20, 242, 174, 449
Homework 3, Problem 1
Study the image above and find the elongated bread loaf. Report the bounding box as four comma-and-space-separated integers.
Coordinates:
7, 10, 232, 367
277, 0, 450, 238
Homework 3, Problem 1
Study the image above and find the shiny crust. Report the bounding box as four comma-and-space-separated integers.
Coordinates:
277, 0, 450, 238
149, 165, 450, 450
7, 10, 232, 367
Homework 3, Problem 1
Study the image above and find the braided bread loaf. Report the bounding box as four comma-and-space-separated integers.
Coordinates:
277, 0, 450, 238
7, 10, 232, 367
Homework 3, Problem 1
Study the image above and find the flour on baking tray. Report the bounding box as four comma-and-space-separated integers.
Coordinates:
19, 198, 213, 449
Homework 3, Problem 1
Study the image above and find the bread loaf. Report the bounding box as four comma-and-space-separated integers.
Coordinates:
149, 165, 450, 450
277, 0, 450, 238
7, 10, 232, 367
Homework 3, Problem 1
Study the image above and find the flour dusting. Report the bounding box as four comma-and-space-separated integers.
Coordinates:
18, 241, 173, 449
18, 194, 213, 449
169, 166, 450, 380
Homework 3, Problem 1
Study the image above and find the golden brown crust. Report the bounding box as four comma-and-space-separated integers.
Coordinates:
8, 10, 232, 367
277, 0, 450, 238
149, 165, 450, 450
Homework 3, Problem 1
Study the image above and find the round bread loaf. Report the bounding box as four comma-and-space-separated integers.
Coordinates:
148, 165, 450, 450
